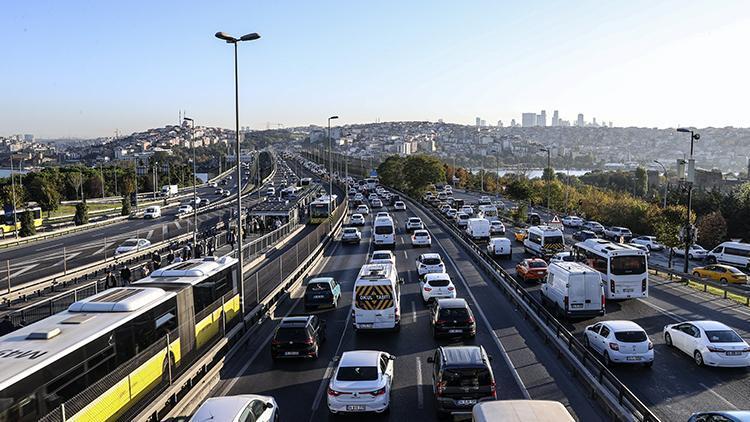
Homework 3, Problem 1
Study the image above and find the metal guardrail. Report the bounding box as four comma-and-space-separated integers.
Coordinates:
650, 263, 750, 306
403, 190, 660, 422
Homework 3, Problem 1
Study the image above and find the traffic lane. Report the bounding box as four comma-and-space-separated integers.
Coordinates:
398, 205, 608, 421
219, 217, 373, 422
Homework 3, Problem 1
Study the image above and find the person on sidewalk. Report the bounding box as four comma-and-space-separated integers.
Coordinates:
120, 266, 132, 286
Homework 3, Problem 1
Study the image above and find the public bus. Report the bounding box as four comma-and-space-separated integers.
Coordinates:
0, 256, 240, 422
309, 194, 338, 224
573, 238, 649, 299
1, 205, 42, 235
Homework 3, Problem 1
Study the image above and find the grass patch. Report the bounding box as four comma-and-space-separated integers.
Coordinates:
47, 202, 121, 219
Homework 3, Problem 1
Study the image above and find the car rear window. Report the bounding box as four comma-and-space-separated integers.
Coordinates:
375, 225, 393, 235
428, 278, 450, 287
422, 258, 442, 265
438, 308, 469, 319
336, 366, 378, 381
528, 261, 547, 268
274, 327, 309, 342
121, 240, 138, 247
443, 368, 492, 387
307, 283, 330, 292
705, 330, 743, 343
415, 232, 429, 237
614, 330, 647, 343
409, 218, 421, 223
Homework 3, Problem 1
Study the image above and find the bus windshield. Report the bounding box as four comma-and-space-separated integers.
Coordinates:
610, 256, 646, 275
310, 204, 330, 218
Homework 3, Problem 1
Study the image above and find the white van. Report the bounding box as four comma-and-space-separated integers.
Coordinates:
541, 262, 605, 318
487, 237, 512, 259
707, 241, 750, 269
466, 218, 491, 241
477, 205, 499, 221
373, 216, 396, 249
472, 400, 574, 422
143, 205, 161, 219
352, 264, 402, 331
524, 225, 565, 258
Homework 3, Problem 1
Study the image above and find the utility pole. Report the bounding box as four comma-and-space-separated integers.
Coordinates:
10, 156, 18, 240
677, 128, 700, 274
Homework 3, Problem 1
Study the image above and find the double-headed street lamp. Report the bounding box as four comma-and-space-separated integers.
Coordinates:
183, 117, 198, 246
328, 115, 339, 217
215, 30, 260, 315
539, 147, 552, 210
653, 160, 668, 208
676, 127, 700, 274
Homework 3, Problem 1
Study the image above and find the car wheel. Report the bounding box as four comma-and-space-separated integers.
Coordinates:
664, 332, 673, 347
644, 361, 653, 368
694, 350, 704, 366
646, 244, 652, 251
720, 278, 728, 284
603, 352, 612, 367
692, 272, 700, 277
707, 256, 717, 264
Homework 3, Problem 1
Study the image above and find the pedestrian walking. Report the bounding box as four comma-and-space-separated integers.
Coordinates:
167, 249, 175, 264
228, 228, 236, 250
195, 241, 204, 258
152, 252, 162, 270
106, 270, 117, 289
120, 266, 132, 286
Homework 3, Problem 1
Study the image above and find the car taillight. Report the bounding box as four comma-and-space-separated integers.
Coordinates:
610, 280, 615, 293
271, 339, 282, 346
466, 316, 475, 324
609, 342, 620, 351
327, 387, 343, 397
437, 381, 447, 396
707, 345, 725, 353
602, 294, 606, 308
436, 320, 447, 325
447, 286, 455, 291
563, 296, 569, 310
395, 308, 399, 321
648, 341, 653, 350
490, 381, 496, 398
369, 387, 386, 396
641, 279, 647, 293
304, 337, 314, 345
424, 287, 432, 292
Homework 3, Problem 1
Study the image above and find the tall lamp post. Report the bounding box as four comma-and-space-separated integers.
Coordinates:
677, 127, 700, 274
653, 160, 668, 208
327, 115, 339, 217
215, 30, 261, 315
184, 117, 198, 246
539, 147, 551, 210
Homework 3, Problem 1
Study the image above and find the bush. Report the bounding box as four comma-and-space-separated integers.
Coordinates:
121, 196, 131, 216
74, 201, 89, 226
19, 211, 36, 237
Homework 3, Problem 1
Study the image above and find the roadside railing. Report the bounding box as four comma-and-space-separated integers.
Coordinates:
650, 264, 750, 306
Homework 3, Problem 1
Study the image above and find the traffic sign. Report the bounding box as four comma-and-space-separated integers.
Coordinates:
548, 215, 563, 229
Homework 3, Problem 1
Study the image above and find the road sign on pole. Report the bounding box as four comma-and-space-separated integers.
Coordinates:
548, 215, 563, 229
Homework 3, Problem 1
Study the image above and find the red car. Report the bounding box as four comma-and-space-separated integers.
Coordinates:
516, 258, 548, 282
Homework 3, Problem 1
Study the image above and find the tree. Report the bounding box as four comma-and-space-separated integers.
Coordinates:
121, 195, 132, 216
651, 205, 691, 268
505, 179, 533, 203
402, 155, 445, 195
0, 184, 26, 209
377, 155, 406, 191
19, 210, 36, 237
634, 167, 648, 197
542, 167, 556, 182
74, 201, 89, 226
696, 211, 727, 249
28, 177, 61, 217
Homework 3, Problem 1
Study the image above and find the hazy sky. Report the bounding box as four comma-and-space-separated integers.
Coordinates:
3, 1, 750, 138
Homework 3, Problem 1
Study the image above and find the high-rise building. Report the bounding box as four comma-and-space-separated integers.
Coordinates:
552, 110, 559, 127
480, 119, 486, 127
497, 120, 503, 127
522, 113, 537, 127
539, 110, 547, 127
577, 113, 584, 127
510, 119, 517, 127
475, 117, 481, 127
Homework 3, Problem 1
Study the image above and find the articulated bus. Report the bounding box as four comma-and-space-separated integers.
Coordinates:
0, 256, 240, 422
309, 194, 338, 224
573, 238, 649, 299
1, 206, 42, 235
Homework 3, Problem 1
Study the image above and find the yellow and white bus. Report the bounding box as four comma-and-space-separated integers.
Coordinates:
1, 206, 42, 235
0, 256, 240, 422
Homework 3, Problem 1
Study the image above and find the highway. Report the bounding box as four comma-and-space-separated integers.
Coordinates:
208, 186, 608, 421
446, 188, 750, 421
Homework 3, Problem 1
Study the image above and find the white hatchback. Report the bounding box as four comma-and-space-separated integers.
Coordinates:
394, 201, 407, 211
411, 229, 432, 247
114, 238, 151, 256
370, 250, 396, 266
584, 320, 654, 367
356, 205, 370, 215
190, 394, 278, 422
327, 350, 394, 415
420, 273, 456, 303
350, 213, 366, 226
489, 220, 505, 235
663, 320, 750, 367
416, 253, 446, 276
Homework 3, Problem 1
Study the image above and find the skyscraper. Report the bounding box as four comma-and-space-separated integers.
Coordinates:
522, 113, 536, 127
552, 110, 559, 127
539, 110, 547, 127
510, 119, 517, 127
577, 113, 584, 127
475, 117, 481, 127
497, 120, 503, 127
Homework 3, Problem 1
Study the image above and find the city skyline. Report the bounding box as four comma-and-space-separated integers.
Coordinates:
3, 0, 750, 138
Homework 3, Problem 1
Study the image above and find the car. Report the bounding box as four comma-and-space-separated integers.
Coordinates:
430, 298, 476, 339
375, 211, 390, 219
692, 264, 748, 284
416, 253, 446, 276
327, 350, 394, 415
603, 226, 633, 243
370, 198, 383, 208
354, 193, 364, 201
411, 229, 432, 247
583, 221, 605, 235
370, 250, 396, 266
177, 204, 193, 215
199, 198, 211, 207
222, 190, 231, 197
489, 220, 505, 235
420, 273, 456, 303
688, 411, 750, 422
427, 345, 495, 417
460, 206, 474, 217
304, 277, 341, 310
549, 251, 575, 263
486, 237, 512, 259
368, 193, 379, 202
572, 229, 597, 241
393, 201, 406, 211
446, 208, 458, 219
208, 181, 218, 188
663, 320, 750, 367
405, 217, 424, 232
673, 244, 709, 260
437, 203, 450, 214
516, 258, 548, 282
350, 213, 365, 226
143, 205, 161, 219
630, 235, 665, 251
513, 229, 528, 242
455, 212, 470, 228
526, 212, 542, 225
583, 321, 654, 367
561, 215, 584, 227
189, 394, 278, 422
114, 238, 151, 255
355, 205, 370, 215
271, 315, 326, 359
478, 195, 492, 205
341, 227, 362, 244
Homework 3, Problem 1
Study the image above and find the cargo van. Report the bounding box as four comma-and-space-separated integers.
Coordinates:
373, 216, 396, 249
472, 400, 575, 422
477, 205, 498, 221
541, 262, 605, 318
707, 241, 750, 269
524, 225, 565, 258
352, 264, 402, 331
466, 218, 491, 241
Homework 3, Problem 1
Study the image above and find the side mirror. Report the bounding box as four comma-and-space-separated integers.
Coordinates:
487, 354, 494, 362
265, 402, 274, 409
389, 354, 396, 360
426, 356, 434, 363
399, 277, 405, 284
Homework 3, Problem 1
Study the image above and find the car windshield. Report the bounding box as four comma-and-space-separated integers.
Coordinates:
529, 261, 547, 268
274, 327, 309, 342
121, 240, 138, 247
443, 368, 492, 387
372, 253, 390, 260
610, 256, 646, 275
410, 218, 421, 223
343, 229, 357, 234
307, 282, 330, 292
705, 330, 743, 343
428, 278, 450, 287
336, 366, 378, 381
422, 257, 442, 265
614, 331, 647, 343
438, 308, 469, 319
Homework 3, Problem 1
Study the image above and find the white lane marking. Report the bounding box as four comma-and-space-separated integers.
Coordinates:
636, 298, 685, 323
53, 252, 81, 266
411, 301, 417, 323
403, 250, 408, 259
146, 230, 154, 240
699, 383, 738, 410
174, 221, 181, 230
93, 241, 112, 256
36, 243, 62, 252
425, 209, 531, 399
162, 225, 168, 239
10, 264, 39, 279
416, 356, 424, 409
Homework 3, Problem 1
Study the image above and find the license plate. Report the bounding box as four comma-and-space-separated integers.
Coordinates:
359, 323, 372, 328
623, 288, 634, 292
626, 356, 641, 361
448, 329, 462, 333
313, 295, 325, 299
726, 351, 743, 356
284, 351, 299, 356
346, 405, 366, 411
571, 304, 583, 308
457, 399, 476, 406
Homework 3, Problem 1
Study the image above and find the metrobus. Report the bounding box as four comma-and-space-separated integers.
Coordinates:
0, 256, 240, 422
1, 205, 42, 235
299, 177, 312, 186
309, 194, 338, 224
573, 238, 648, 299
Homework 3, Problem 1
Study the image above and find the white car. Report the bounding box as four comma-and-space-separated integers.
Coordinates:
327, 350, 394, 415
663, 320, 750, 367
394, 201, 406, 211
562, 216, 585, 227
371, 198, 383, 208
630, 235, 664, 251
356, 205, 370, 215
672, 244, 709, 260
411, 229, 432, 247
341, 227, 362, 244
190, 394, 278, 422
489, 220, 505, 235
209, 182, 217, 188
222, 190, 231, 197
370, 250, 396, 266
478, 195, 492, 205
416, 253, 446, 277
487, 237, 512, 259
354, 193, 364, 201
405, 217, 423, 232
368, 193, 379, 202
460, 206, 474, 216
350, 213, 366, 226
419, 273, 456, 304
445, 208, 458, 219
584, 321, 654, 367
550, 251, 576, 263
375, 212, 390, 219
114, 238, 151, 255
456, 212, 470, 228
177, 204, 193, 215
143, 206, 161, 219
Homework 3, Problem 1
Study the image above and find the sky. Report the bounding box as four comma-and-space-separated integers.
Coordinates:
2, 0, 750, 138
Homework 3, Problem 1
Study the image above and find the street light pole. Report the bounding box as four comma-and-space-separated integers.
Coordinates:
540, 147, 551, 210
184, 117, 198, 246
10, 156, 18, 240
653, 160, 668, 208
327, 115, 339, 219
677, 128, 700, 274
216, 30, 260, 315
